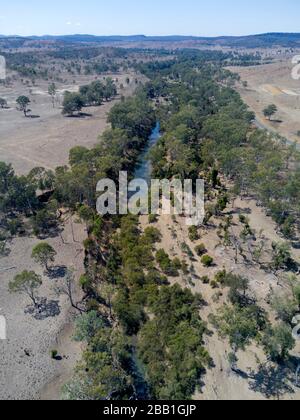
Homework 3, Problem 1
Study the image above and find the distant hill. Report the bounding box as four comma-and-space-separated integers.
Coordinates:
1, 33, 300, 48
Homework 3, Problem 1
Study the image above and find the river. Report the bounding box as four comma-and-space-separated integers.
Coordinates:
134, 122, 161, 182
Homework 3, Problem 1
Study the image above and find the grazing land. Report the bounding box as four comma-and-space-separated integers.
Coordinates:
0, 73, 143, 174
230, 60, 300, 144
0, 36, 300, 401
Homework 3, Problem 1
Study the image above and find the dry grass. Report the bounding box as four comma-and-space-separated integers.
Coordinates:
229, 61, 300, 144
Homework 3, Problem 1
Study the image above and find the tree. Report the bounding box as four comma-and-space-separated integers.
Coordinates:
271, 295, 298, 324
62, 92, 84, 116
74, 311, 105, 343
56, 269, 83, 312
31, 208, 58, 237
63, 328, 133, 400
80, 81, 104, 106
293, 283, 300, 311
0, 162, 14, 193
211, 304, 259, 371
262, 323, 295, 361
0, 98, 7, 108
103, 78, 117, 101
271, 242, 293, 272
9, 270, 42, 307
48, 83, 57, 108
16, 96, 31, 117
31, 242, 57, 272
263, 104, 278, 121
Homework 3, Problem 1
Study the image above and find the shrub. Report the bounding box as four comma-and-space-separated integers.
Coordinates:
201, 255, 214, 267
173, 257, 182, 270
148, 214, 158, 224
215, 270, 227, 285
210, 280, 219, 289
188, 226, 199, 242
181, 242, 194, 259
156, 249, 179, 276
50, 350, 58, 359
195, 244, 207, 257
181, 260, 189, 275
201, 276, 210, 284
143, 227, 161, 244
239, 214, 248, 224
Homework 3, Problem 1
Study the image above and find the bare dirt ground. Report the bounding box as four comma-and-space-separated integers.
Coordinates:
140, 196, 300, 400
0, 216, 86, 400
0, 72, 143, 174
229, 60, 300, 144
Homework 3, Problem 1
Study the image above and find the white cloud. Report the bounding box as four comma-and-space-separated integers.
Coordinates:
65, 20, 82, 27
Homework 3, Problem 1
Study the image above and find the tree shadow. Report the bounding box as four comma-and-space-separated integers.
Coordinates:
286, 259, 299, 273
25, 298, 61, 320
47, 265, 67, 279
52, 354, 63, 361
235, 207, 252, 215
36, 225, 63, 240
248, 363, 295, 399
27, 114, 40, 119
291, 241, 300, 250
66, 112, 93, 119
270, 119, 283, 124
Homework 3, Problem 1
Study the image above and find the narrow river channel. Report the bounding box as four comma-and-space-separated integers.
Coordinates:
134, 122, 161, 183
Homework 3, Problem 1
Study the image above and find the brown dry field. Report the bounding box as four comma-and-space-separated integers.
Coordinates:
0, 72, 144, 175
229, 60, 300, 144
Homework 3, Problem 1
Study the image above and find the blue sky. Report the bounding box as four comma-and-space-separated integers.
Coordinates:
0, 0, 299, 37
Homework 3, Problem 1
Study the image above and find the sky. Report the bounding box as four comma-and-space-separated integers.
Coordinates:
0, 0, 299, 37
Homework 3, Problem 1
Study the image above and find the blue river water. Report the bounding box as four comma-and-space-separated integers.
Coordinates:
134, 122, 161, 183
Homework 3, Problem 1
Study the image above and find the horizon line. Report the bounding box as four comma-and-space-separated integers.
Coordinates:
1, 31, 300, 39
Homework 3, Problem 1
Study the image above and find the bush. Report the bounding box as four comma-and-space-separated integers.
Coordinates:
239, 214, 248, 224
156, 249, 179, 276
148, 214, 158, 224
201, 255, 214, 267
143, 227, 161, 244
50, 349, 58, 359
188, 226, 199, 242
145, 269, 169, 286
181, 242, 194, 259
173, 257, 182, 270
210, 280, 219, 289
195, 244, 207, 257
201, 276, 210, 284
214, 270, 227, 285
181, 260, 189, 275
